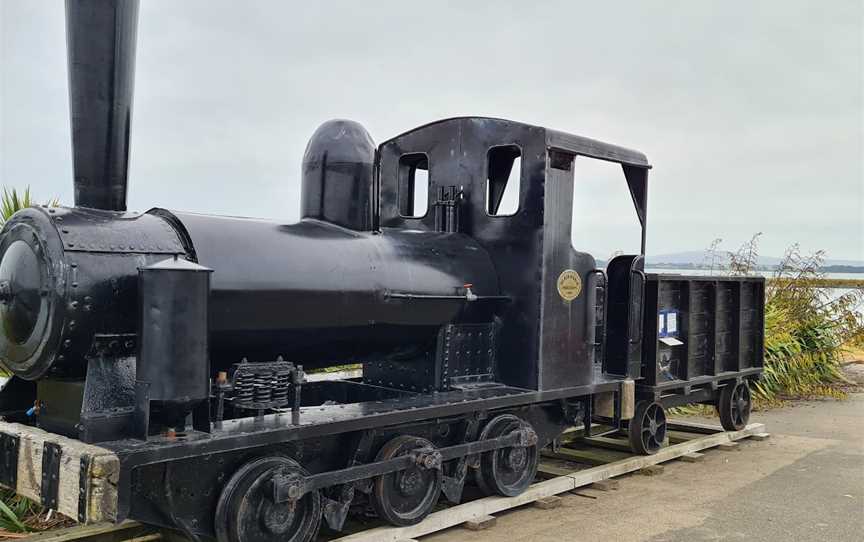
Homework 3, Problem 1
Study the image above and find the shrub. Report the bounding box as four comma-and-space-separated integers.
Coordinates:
0, 187, 59, 224
722, 237, 863, 402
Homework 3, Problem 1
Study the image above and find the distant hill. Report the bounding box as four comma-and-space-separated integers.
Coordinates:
645, 251, 864, 269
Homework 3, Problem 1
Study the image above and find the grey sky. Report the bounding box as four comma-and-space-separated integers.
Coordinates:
1, 0, 862, 261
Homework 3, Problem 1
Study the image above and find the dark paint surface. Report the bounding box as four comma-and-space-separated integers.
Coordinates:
66, 0, 139, 211
165, 210, 500, 367
0, 205, 501, 377
301, 119, 376, 231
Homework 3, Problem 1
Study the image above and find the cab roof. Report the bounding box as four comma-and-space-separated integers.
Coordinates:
380, 116, 651, 169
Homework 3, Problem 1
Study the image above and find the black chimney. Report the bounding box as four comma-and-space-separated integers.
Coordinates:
66, 0, 140, 211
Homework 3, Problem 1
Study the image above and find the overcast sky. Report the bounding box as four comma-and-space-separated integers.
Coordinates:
1, 0, 862, 262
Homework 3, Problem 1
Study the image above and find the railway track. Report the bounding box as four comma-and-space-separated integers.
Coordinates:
14, 421, 768, 542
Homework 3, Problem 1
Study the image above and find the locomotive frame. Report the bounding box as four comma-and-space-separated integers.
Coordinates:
0, 2, 764, 541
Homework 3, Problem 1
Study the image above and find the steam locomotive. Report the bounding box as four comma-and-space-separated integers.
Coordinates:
0, 2, 764, 541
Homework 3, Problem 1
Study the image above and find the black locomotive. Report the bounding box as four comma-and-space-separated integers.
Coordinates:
0, 2, 764, 541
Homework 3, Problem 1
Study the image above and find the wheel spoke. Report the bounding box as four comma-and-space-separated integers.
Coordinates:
373, 436, 441, 526
631, 402, 667, 455
215, 456, 321, 542
478, 415, 538, 498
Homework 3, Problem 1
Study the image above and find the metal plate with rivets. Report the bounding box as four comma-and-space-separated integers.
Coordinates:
49, 207, 184, 254
41, 441, 62, 509
0, 433, 19, 488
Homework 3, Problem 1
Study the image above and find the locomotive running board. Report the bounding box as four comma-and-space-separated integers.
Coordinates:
331, 421, 768, 542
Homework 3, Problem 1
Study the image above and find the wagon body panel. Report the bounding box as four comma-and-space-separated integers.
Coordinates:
640, 274, 765, 392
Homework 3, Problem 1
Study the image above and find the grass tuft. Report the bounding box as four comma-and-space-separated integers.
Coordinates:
0, 492, 28, 533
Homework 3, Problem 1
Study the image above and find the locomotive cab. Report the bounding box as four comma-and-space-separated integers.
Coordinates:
377, 117, 651, 393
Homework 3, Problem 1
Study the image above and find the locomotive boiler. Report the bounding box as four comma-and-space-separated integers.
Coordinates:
0, 2, 765, 541
0, 121, 498, 381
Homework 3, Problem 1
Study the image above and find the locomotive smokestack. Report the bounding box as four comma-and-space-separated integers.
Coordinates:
66, 0, 140, 211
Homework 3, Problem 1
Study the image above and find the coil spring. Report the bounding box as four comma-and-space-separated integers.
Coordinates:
235, 373, 254, 403
253, 374, 272, 403
232, 364, 294, 408
271, 370, 291, 404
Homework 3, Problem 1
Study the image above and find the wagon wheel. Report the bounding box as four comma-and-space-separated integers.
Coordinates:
372, 435, 442, 526
718, 381, 751, 431
215, 456, 321, 542
474, 414, 539, 497
628, 401, 667, 455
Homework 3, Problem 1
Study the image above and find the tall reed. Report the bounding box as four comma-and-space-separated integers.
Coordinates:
716, 235, 863, 402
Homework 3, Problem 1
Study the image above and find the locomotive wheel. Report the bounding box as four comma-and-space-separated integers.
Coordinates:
717, 381, 751, 431
215, 456, 321, 542
474, 414, 539, 497
372, 436, 442, 526
628, 401, 667, 455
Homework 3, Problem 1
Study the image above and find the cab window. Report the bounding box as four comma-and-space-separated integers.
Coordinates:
486, 146, 521, 216
398, 153, 429, 218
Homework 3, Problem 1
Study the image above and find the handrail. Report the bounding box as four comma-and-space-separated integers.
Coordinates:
585, 269, 608, 343
628, 269, 646, 344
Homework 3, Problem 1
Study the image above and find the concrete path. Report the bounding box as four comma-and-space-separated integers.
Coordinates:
428, 394, 864, 542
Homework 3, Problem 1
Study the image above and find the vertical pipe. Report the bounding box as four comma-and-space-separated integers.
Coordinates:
66, 0, 140, 211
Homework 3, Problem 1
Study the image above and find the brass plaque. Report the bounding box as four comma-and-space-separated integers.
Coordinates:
558, 269, 582, 301
557, 269, 582, 301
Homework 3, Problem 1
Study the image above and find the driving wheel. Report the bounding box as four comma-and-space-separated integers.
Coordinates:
474, 414, 539, 497
215, 456, 321, 542
372, 435, 442, 526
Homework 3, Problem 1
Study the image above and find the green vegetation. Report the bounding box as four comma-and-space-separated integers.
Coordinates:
0, 187, 59, 225
307, 363, 362, 374
723, 235, 863, 404
0, 487, 71, 536
0, 490, 33, 534
0, 188, 33, 225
